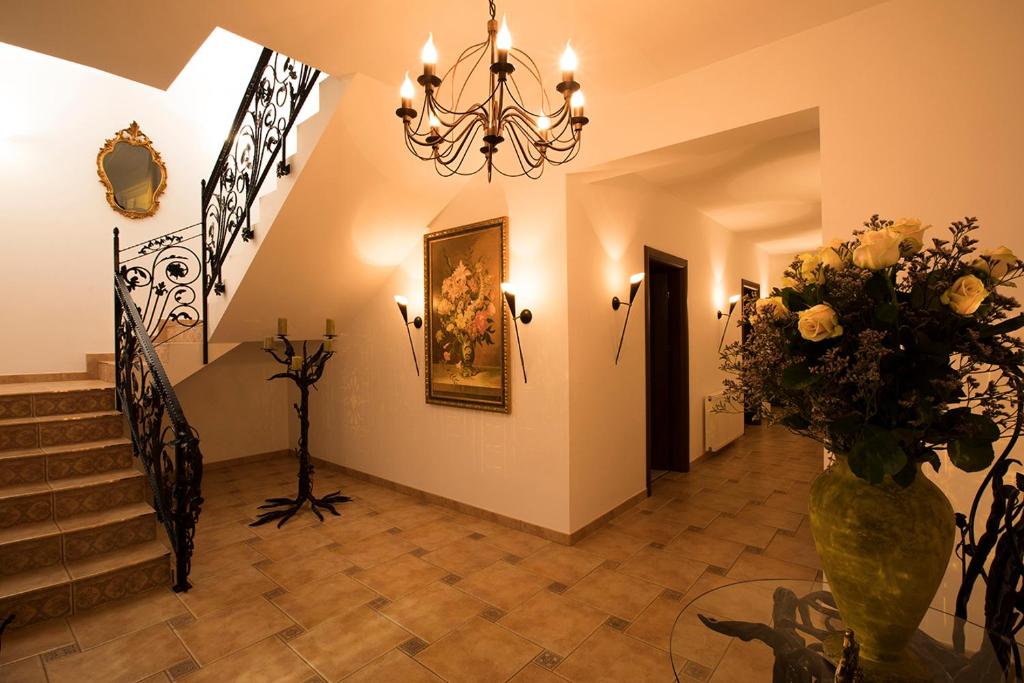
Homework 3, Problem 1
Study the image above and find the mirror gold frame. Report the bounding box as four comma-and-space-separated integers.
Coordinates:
96, 121, 168, 219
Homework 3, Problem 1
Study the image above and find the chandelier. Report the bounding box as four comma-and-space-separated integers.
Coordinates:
395, 0, 588, 181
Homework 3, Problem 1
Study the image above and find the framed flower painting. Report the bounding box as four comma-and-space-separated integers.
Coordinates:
424, 217, 510, 413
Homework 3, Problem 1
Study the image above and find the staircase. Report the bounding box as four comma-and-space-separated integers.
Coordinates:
0, 377, 169, 630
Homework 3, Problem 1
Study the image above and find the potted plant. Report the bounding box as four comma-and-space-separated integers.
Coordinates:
721, 216, 1023, 674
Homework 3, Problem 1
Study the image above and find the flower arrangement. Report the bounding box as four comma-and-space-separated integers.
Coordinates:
434, 253, 498, 377
722, 216, 1024, 485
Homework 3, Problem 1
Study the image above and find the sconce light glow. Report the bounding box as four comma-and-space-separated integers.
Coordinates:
728, 294, 741, 305
394, 294, 422, 376
630, 272, 645, 285
560, 41, 578, 72
496, 15, 513, 51
500, 282, 516, 296
394, 294, 408, 306
400, 73, 415, 99
612, 270, 646, 365
421, 34, 438, 64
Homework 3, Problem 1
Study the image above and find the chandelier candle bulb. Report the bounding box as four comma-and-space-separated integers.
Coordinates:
325, 318, 336, 336
400, 72, 414, 108
496, 15, 512, 62
571, 89, 585, 115
560, 41, 577, 84
277, 318, 288, 336
536, 115, 551, 140
421, 33, 438, 78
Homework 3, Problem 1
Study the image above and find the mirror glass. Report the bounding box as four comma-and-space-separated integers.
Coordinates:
97, 122, 167, 219
103, 142, 163, 214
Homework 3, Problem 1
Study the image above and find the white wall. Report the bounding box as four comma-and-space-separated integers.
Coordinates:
0, 30, 261, 374
565, 175, 765, 529
174, 343, 292, 464
308, 175, 574, 534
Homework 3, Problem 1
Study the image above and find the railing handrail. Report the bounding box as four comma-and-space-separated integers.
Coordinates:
113, 275, 191, 427
201, 48, 273, 208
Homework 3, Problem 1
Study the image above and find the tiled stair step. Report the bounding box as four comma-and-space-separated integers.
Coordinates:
0, 540, 169, 629
0, 380, 114, 419
0, 503, 156, 575
0, 468, 145, 529
0, 411, 123, 452
0, 438, 133, 488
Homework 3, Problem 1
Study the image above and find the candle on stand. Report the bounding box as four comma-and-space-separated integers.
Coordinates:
262, 336, 273, 350
323, 339, 334, 353
277, 318, 288, 336
325, 318, 336, 336
290, 355, 303, 371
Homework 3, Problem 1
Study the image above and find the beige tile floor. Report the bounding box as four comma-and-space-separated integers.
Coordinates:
0, 425, 823, 682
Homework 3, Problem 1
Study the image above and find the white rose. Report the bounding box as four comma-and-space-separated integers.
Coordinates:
797, 303, 843, 342
754, 296, 789, 320
889, 218, 930, 253
940, 274, 987, 315
852, 229, 902, 270
971, 246, 1019, 282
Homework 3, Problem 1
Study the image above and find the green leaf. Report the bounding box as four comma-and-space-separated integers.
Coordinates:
866, 272, 892, 303
948, 438, 995, 472
782, 364, 819, 390
780, 288, 808, 312
892, 461, 918, 488
875, 302, 899, 325
922, 449, 941, 472
849, 428, 908, 485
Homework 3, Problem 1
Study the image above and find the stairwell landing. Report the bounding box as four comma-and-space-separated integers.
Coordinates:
0, 369, 170, 631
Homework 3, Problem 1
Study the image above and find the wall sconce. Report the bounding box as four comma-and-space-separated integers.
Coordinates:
394, 295, 422, 376
501, 282, 531, 383
717, 294, 741, 352
612, 272, 645, 365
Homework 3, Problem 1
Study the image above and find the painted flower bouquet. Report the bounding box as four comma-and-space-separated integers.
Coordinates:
722, 216, 1024, 485
434, 254, 498, 377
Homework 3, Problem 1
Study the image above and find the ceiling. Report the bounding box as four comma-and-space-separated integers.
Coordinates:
593, 109, 822, 254
1, 0, 886, 95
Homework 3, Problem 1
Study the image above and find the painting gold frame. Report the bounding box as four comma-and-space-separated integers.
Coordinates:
96, 121, 167, 219
424, 216, 510, 413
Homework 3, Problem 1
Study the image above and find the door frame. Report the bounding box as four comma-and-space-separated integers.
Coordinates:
644, 246, 690, 495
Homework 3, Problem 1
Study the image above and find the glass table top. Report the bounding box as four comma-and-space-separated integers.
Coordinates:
670, 578, 1017, 682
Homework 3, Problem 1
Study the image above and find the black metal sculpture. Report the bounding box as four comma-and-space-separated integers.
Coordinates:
251, 332, 350, 528
954, 377, 1024, 677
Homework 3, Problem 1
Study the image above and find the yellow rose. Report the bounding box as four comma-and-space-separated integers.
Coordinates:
940, 274, 987, 315
852, 228, 902, 270
971, 246, 1019, 282
754, 296, 789, 320
889, 218, 930, 253
797, 252, 823, 283
818, 246, 844, 272
797, 303, 843, 342
781, 274, 800, 289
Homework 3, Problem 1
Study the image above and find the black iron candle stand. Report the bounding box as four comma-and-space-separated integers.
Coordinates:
251, 333, 350, 528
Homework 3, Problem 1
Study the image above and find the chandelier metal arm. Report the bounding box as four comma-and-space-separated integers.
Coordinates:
396, 0, 588, 180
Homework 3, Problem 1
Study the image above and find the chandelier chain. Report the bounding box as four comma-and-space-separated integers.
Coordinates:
488, 0, 497, 19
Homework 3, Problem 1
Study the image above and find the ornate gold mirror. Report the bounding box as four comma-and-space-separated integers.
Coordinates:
96, 122, 167, 219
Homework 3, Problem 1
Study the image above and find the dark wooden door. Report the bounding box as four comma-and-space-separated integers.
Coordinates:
645, 247, 689, 494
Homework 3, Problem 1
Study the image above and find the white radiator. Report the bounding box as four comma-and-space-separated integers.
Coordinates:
704, 392, 744, 452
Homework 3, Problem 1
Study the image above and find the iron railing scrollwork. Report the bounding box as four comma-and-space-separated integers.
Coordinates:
117, 223, 203, 345
201, 49, 320, 362
113, 232, 203, 592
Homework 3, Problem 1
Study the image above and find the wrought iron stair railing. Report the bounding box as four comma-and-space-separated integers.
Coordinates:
108, 46, 322, 591
113, 228, 203, 592
200, 48, 321, 361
